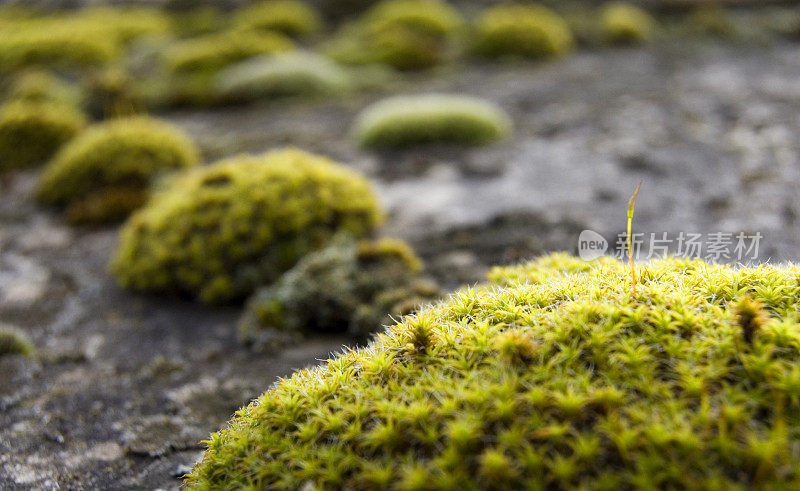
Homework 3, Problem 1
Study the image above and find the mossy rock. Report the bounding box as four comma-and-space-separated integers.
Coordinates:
110, 148, 383, 304
216, 52, 352, 101
232, 0, 324, 39
188, 253, 800, 488
599, 2, 657, 45
472, 3, 574, 59
36, 117, 199, 224
239, 235, 439, 351
164, 30, 295, 76
0, 101, 87, 172
354, 94, 511, 149
169, 6, 229, 39
0, 325, 34, 358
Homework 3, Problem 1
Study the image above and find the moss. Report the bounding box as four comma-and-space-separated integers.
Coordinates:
169, 6, 228, 39
36, 117, 199, 224
239, 235, 439, 351
110, 148, 383, 304
216, 52, 352, 101
0, 7, 168, 73
472, 3, 574, 59
686, 4, 737, 38
232, 0, 323, 39
5, 70, 82, 108
599, 2, 657, 45
0, 101, 87, 172
188, 253, 800, 488
83, 67, 145, 120
0, 21, 120, 73
363, 0, 463, 38
0, 325, 34, 358
326, 0, 462, 71
164, 30, 295, 76
354, 94, 511, 149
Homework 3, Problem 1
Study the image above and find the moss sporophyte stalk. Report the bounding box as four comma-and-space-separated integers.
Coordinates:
187, 253, 800, 489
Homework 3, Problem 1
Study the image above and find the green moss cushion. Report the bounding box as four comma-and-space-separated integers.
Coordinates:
232, 0, 323, 39
600, 2, 657, 45
110, 148, 383, 304
354, 94, 511, 149
36, 117, 199, 224
164, 30, 295, 76
473, 3, 574, 59
187, 253, 800, 489
0, 101, 87, 171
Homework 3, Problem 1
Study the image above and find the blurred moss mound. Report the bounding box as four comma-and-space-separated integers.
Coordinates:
164, 30, 295, 76
36, 117, 199, 224
5, 70, 82, 108
326, 0, 463, 70
600, 2, 657, 45
0, 7, 170, 73
111, 148, 383, 304
0, 325, 34, 358
232, 0, 324, 39
0, 101, 87, 172
239, 236, 440, 351
354, 94, 511, 148
216, 52, 352, 101
473, 3, 574, 59
188, 253, 800, 489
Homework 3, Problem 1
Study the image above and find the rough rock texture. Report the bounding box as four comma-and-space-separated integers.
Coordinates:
3, 39, 800, 489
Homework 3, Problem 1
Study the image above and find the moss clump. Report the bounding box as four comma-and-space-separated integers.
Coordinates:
326, 0, 463, 71
354, 94, 511, 149
472, 3, 574, 59
0, 325, 34, 358
0, 21, 119, 73
600, 2, 657, 45
83, 67, 144, 120
232, 0, 323, 39
239, 235, 439, 351
216, 52, 351, 101
164, 30, 294, 76
5, 70, 82, 108
188, 253, 800, 488
686, 4, 737, 38
111, 148, 383, 304
0, 101, 87, 172
36, 117, 199, 224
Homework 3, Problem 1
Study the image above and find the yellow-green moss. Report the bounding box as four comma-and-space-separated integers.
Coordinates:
364, 0, 463, 37
686, 4, 737, 38
326, 0, 463, 71
0, 101, 87, 171
216, 52, 352, 101
164, 30, 295, 76
5, 70, 82, 108
239, 235, 438, 350
0, 325, 34, 358
36, 117, 199, 224
473, 3, 574, 59
188, 253, 800, 488
232, 0, 323, 38
354, 94, 511, 148
83, 67, 145, 119
599, 2, 657, 45
110, 148, 383, 304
